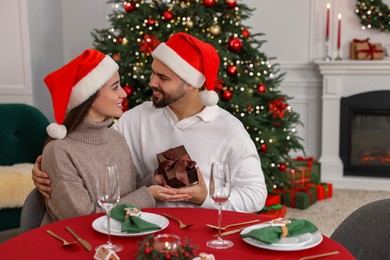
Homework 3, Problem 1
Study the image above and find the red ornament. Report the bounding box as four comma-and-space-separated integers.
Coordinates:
183, 251, 190, 257
113, 53, 120, 61
228, 37, 242, 52
139, 34, 161, 55
122, 98, 129, 112
274, 121, 282, 127
124, 2, 135, 12
116, 37, 123, 44
247, 105, 253, 112
226, 0, 237, 8
203, 0, 216, 6
242, 28, 250, 38
123, 85, 133, 96
222, 89, 232, 101
215, 78, 224, 91
144, 247, 153, 254
268, 97, 289, 119
163, 11, 174, 21
257, 84, 266, 93
146, 18, 155, 26
165, 253, 171, 259
279, 163, 287, 171
227, 65, 238, 76
260, 143, 268, 152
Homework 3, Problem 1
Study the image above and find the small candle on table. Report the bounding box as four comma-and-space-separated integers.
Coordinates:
326, 3, 330, 39
337, 13, 342, 49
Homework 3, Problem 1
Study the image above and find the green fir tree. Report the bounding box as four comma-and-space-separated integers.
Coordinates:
92, 0, 304, 190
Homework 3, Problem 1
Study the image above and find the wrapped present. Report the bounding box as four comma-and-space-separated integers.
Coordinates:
284, 166, 311, 189
259, 204, 287, 219
350, 38, 384, 60
291, 157, 321, 184
154, 145, 198, 188
315, 182, 333, 200
281, 187, 317, 210
265, 194, 281, 207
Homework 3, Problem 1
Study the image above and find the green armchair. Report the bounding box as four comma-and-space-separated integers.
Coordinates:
0, 103, 49, 232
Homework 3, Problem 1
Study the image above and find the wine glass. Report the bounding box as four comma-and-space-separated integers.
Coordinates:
206, 162, 233, 249
96, 165, 123, 252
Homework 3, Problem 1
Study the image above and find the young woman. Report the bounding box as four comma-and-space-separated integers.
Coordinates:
40, 49, 188, 224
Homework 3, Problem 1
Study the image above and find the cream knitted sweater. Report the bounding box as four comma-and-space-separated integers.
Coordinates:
41, 118, 155, 225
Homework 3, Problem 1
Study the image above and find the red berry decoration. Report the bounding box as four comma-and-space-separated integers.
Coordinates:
163, 11, 174, 21
228, 37, 242, 52
227, 65, 238, 76
203, 0, 216, 6
124, 2, 135, 12
222, 89, 233, 101
123, 85, 133, 96
242, 28, 250, 38
279, 163, 287, 171
226, 0, 237, 8
257, 84, 266, 93
260, 143, 268, 152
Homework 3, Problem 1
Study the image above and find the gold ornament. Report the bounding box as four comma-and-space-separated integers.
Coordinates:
122, 37, 129, 45
186, 20, 194, 28
210, 24, 221, 35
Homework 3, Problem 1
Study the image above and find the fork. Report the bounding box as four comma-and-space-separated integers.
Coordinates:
206, 219, 260, 230
162, 213, 194, 229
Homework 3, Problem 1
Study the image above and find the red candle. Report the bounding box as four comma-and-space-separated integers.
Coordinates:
337, 13, 342, 49
326, 3, 330, 38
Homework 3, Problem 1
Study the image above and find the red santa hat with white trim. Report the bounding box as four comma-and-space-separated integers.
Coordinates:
44, 49, 119, 139
152, 32, 220, 106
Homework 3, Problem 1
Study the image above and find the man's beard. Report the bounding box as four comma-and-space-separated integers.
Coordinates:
151, 82, 187, 108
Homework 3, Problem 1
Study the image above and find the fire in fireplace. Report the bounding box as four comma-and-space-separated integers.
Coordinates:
340, 90, 390, 178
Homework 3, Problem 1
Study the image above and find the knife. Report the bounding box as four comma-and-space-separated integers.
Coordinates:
217, 219, 288, 237
65, 226, 92, 251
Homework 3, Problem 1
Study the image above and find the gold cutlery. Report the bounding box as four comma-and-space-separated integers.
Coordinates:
65, 226, 92, 251
216, 227, 246, 237
46, 230, 77, 247
162, 213, 194, 229
206, 219, 260, 230
298, 251, 340, 260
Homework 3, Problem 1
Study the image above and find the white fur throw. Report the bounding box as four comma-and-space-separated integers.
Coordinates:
0, 163, 35, 208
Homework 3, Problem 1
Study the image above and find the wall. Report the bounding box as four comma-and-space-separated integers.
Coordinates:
2, 0, 390, 160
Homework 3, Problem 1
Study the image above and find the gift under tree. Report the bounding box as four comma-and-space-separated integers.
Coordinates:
92, 0, 304, 190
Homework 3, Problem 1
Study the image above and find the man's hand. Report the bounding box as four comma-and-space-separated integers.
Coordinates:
174, 168, 207, 206
31, 155, 52, 198
148, 185, 191, 202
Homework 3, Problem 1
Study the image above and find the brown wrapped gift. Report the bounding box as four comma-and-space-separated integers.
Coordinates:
154, 145, 198, 188
350, 38, 384, 60
349, 38, 370, 59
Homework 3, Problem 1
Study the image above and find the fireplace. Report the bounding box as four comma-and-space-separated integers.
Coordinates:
316, 60, 390, 191
340, 91, 390, 178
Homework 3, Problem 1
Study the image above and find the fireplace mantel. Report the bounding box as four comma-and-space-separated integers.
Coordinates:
315, 59, 390, 191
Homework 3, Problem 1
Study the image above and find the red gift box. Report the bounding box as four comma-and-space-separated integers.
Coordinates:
315, 183, 333, 200
259, 204, 287, 219
265, 194, 281, 207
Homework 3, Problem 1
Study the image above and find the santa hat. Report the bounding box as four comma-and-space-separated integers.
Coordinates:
151, 32, 220, 106
44, 49, 119, 139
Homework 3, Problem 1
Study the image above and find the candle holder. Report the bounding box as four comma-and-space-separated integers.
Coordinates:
324, 37, 332, 61
335, 48, 342, 61
153, 234, 181, 253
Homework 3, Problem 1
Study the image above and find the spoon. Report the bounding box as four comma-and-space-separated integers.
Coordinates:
46, 230, 77, 247
206, 219, 260, 230
162, 213, 194, 229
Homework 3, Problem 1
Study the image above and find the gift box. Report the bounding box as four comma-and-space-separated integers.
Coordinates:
315, 182, 333, 200
284, 166, 311, 189
265, 194, 281, 207
259, 204, 287, 219
281, 187, 317, 210
350, 38, 384, 60
291, 157, 321, 184
154, 145, 198, 188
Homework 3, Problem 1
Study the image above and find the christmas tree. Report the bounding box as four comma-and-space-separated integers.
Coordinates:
92, 0, 304, 189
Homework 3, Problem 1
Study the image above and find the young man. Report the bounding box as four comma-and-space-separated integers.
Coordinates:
33, 32, 267, 212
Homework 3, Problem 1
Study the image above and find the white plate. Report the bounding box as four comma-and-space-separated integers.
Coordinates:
92, 212, 169, 237
240, 225, 323, 251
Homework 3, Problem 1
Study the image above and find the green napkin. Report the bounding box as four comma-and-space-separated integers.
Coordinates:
240, 218, 318, 244
110, 204, 161, 233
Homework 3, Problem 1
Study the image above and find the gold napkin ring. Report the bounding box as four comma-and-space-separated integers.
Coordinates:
280, 225, 288, 238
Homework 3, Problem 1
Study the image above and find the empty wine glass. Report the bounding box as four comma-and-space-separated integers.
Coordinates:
96, 165, 123, 252
206, 162, 233, 249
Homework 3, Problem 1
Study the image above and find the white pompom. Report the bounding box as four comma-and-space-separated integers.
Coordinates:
46, 123, 67, 139
200, 90, 219, 106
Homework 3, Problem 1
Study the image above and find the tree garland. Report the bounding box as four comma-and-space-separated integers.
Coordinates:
355, 0, 390, 32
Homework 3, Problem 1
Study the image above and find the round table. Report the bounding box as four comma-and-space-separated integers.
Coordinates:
0, 207, 354, 259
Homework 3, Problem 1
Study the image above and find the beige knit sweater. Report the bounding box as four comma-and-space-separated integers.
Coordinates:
41, 118, 155, 225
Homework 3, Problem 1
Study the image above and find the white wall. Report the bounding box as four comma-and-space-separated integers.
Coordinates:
2, 0, 390, 159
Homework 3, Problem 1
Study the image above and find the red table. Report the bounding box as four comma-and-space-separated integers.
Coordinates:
0, 208, 354, 259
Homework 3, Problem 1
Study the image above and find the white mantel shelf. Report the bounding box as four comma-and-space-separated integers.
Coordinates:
316, 59, 390, 191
